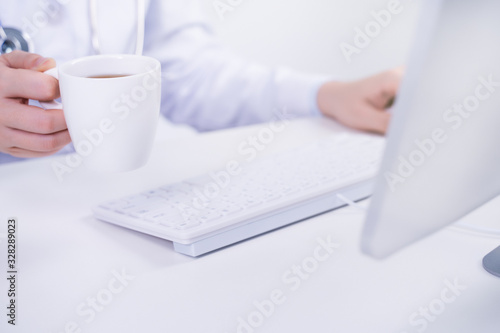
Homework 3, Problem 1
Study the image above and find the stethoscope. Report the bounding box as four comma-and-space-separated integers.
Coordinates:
0, 20, 34, 54
0, 0, 145, 56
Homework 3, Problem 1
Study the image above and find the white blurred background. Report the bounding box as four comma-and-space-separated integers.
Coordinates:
199, 0, 422, 80
159, 0, 423, 139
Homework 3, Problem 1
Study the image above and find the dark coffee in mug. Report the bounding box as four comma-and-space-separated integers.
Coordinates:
87, 74, 132, 79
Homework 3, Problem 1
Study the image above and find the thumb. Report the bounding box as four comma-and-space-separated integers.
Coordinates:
368, 67, 404, 109
32, 57, 56, 72
362, 105, 391, 134
1, 50, 56, 72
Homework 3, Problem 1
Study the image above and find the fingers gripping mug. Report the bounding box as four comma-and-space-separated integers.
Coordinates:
42, 54, 162, 173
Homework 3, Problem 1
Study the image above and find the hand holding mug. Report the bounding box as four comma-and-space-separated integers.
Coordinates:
43, 54, 162, 173
0, 51, 71, 158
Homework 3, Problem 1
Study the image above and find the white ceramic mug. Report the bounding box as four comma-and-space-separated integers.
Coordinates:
43, 54, 161, 172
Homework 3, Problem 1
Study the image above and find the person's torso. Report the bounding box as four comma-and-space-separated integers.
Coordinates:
0, 0, 149, 63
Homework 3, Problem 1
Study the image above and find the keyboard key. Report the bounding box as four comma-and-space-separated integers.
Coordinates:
128, 200, 170, 218
199, 209, 223, 222
221, 204, 243, 216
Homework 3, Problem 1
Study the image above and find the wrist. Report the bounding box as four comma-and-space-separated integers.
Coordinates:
317, 81, 342, 118
312, 79, 335, 117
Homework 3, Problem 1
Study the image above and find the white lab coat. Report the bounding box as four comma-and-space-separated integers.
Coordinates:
0, 0, 329, 163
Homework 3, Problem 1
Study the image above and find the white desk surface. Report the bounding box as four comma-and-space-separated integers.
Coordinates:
2, 118, 500, 333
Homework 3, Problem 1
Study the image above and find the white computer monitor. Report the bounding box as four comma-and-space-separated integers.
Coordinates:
361, 0, 500, 272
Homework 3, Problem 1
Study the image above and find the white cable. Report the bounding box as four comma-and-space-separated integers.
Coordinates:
89, 0, 144, 55
336, 194, 367, 212
89, 0, 101, 54
337, 193, 500, 237
135, 0, 145, 56
0, 21, 8, 40
450, 222, 500, 237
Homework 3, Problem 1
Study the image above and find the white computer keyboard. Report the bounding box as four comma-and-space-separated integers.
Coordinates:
93, 133, 385, 256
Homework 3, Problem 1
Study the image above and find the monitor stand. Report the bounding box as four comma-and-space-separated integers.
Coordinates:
483, 246, 500, 278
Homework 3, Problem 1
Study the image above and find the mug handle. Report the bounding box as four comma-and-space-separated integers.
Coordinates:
40, 68, 63, 110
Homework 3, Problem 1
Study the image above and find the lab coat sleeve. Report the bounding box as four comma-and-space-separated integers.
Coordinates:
143, 0, 330, 131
